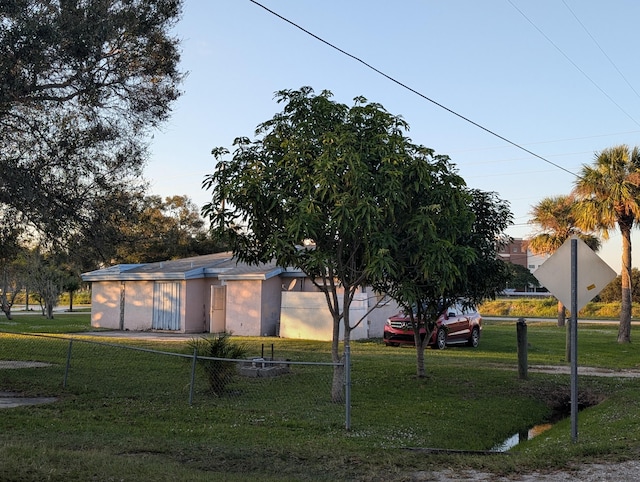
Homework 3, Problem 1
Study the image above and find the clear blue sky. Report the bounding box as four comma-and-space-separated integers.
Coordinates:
146, 0, 640, 273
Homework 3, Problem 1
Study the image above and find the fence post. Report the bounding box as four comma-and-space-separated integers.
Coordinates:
344, 344, 351, 431
517, 318, 528, 379
189, 348, 198, 406
63, 339, 73, 388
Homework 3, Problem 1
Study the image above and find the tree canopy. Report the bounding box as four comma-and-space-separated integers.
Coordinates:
528, 194, 601, 328
573, 145, 640, 343
203, 87, 512, 387
0, 0, 184, 243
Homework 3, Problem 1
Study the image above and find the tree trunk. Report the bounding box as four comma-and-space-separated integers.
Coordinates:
415, 334, 426, 378
619, 221, 632, 343
415, 328, 433, 378
330, 291, 351, 404
330, 314, 344, 403
1, 299, 12, 320
557, 301, 566, 327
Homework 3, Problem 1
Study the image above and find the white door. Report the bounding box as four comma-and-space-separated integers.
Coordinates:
210, 285, 226, 333
152, 282, 182, 330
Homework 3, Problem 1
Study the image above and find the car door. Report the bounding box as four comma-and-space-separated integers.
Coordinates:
443, 303, 470, 341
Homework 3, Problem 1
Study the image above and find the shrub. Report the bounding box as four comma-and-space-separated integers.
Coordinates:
187, 332, 247, 396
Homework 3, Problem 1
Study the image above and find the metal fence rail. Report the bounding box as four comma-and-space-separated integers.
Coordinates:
0, 332, 351, 429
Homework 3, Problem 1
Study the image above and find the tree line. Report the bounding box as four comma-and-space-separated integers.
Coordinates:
0, 194, 225, 319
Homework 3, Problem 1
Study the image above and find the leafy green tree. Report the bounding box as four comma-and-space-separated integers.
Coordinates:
0, 0, 183, 244
27, 249, 65, 319
0, 208, 29, 319
528, 195, 601, 327
505, 261, 540, 292
573, 145, 640, 343
203, 87, 507, 393
115, 195, 222, 263
372, 189, 512, 377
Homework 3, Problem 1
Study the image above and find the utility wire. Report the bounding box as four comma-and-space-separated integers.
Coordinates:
248, 0, 579, 179
508, 0, 640, 128
561, 0, 640, 102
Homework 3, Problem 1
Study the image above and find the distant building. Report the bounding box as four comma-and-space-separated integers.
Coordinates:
499, 238, 550, 273
498, 238, 528, 268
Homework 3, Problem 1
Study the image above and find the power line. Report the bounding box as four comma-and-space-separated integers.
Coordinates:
248, 0, 580, 179
561, 0, 640, 103
507, 0, 640, 128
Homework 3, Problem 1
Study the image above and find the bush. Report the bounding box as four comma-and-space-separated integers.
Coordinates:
187, 332, 247, 396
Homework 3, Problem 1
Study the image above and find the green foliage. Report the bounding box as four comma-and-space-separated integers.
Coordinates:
527, 194, 601, 256
0, 0, 184, 245
598, 268, 640, 303
505, 263, 540, 291
203, 87, 511, 386
573, 145, 640, 342
113, 195, 226, 264
187, 332, 247, 396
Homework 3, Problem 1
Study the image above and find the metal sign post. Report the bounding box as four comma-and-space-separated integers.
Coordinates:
570, 239, 578, 442
533, 236, 616, 444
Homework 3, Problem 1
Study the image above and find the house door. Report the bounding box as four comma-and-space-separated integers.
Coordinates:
210, 285, 226, 333
152, 281, 182, 330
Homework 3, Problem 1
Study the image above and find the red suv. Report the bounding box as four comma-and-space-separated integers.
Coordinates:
383, 303, 482, 349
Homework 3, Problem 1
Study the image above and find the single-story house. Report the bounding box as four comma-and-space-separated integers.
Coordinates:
81, 253, 398, 340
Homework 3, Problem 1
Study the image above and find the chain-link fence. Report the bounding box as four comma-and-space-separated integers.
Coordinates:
0, 332, 350, 429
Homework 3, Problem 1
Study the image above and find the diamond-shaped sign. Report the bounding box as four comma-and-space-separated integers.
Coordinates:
533, 236, 617, 312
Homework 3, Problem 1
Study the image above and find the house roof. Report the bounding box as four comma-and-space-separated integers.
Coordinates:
81, 253, 284, 282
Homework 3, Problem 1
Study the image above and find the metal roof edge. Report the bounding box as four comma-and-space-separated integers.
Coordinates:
219, 267, 284, 281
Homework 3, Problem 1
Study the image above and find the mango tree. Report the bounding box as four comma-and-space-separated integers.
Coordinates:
203, 87, 489, 399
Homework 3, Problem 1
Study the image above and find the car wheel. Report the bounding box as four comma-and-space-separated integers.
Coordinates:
436, 328, 447, 350
467, 326, 480, 348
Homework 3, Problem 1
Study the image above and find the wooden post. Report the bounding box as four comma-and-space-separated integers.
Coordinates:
517, 318, 528, 379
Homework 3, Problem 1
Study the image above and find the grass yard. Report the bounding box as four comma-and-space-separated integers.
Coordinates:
1, 314, 640, 481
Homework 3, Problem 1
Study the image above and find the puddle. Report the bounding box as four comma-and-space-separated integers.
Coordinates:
492, 423, 553, 452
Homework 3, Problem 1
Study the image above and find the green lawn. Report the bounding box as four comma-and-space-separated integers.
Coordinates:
1, 314, 639, 481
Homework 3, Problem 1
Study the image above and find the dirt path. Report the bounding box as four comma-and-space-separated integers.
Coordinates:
416, 461, 640, 481
529, 364, 640, 378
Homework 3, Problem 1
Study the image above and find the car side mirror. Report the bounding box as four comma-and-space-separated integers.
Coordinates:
447, 312, 456, 318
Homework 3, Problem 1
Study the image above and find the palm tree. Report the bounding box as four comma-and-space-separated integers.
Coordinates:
573, 145, 640, 344
528, 195, 601, 328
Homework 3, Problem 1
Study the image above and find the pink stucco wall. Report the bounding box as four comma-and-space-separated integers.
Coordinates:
183, 278, 207, 333
123, 281, 154, 331
90, 281, 122, 329
260, 277, 282, 336
90, 280, 154, 330
225, 279, 262, 336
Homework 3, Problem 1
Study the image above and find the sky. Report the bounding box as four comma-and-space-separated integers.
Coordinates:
145, 0, 640, 274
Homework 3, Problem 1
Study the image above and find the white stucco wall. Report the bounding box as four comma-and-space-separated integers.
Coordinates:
365, 289, 401, 338
279, 291, 369, 341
